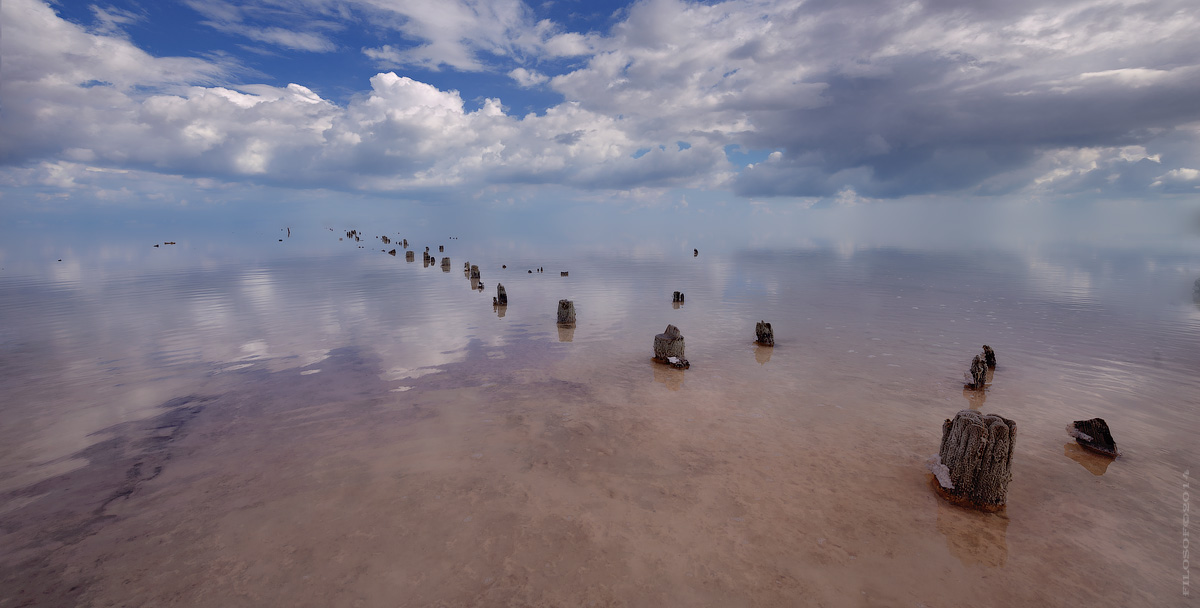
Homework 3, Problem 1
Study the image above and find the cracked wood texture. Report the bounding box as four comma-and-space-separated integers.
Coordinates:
937, 410, 1016, 512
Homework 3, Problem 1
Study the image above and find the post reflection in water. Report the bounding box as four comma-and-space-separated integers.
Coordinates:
754, 343, 772, 365
936, 494, 1010, 568
557, 324, 574, 342
651, 362, 684, 390
1063, 442, 1113, 476
963, 386, 987, 410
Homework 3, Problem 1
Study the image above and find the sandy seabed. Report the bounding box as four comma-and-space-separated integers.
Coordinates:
0, 331, 1185, 608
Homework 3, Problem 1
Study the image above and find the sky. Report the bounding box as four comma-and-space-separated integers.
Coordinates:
2, 0, 1200, 210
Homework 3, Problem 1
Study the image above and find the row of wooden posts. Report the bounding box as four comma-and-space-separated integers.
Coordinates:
356, 232, 1123, 513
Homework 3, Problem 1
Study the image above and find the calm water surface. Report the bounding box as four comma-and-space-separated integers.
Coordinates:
1, 203, 1198, 606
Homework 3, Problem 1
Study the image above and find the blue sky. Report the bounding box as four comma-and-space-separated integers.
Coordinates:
2, 0, 1199, 208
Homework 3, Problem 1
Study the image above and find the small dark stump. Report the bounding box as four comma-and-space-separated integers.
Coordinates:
672, 291, 685, 303
652, 324, 689, 369
496, 283, 508, 306
1068, 418, 1119, 457
982, 345, 997, 368
755, 321, 774, 346
964, 354, 987, 390
557, 300, 576, 326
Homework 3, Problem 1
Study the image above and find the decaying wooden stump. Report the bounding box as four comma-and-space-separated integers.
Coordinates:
964, 354, 987, 390
929, 410, 1016, 512
495, 283, 508, 306
470, 265, 481, 279
755, 321, 774, 346
441, 257, 451, 268
405, 251, 415, 262
982, 345, 997, 368
672, 291, 685, 303
653, 324, 689, 368
1067, 418, 1119, 457
557, 300, 576, 326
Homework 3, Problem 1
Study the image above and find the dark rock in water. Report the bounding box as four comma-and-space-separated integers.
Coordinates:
964, 354, 987, 390
652, 324, 689, 368
496, 283, 508, 306
153, 244, 159, 247
982, 345, 997, 368
755, 320, 774, 346
930, 410, 1016, 512
557, 300, 576, 326
279, 239, 283, 242
560, 271, 568, 277
528, 270, 533, 273
502, 265, 506, 269
694, 249, 698, 257
1068, 418, 1119, 457
388, 249, 397, 256
405, 251, 415, 262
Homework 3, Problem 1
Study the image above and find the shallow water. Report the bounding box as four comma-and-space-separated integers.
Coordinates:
1, 204, 1198, 606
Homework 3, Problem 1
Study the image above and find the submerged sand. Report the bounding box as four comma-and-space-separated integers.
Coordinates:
1, 333, 1187, 607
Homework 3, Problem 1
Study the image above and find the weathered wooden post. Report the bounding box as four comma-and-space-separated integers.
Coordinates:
964, 354, 987, 390
470, 265, 481, 279
441, 257, 451, 270
405, 250, 415, 262
929, 410, 1016, 511
653, 324, 689, 369
982, 345, 997, 368
557, 300, 576, 326
755, 321, 774, 346
1067, 418, 1119, 457
495, 283, 508, 306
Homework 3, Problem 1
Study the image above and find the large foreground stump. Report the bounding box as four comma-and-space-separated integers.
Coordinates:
755, 321, 774, 346
929, 410, 1016, 512
653, 324, 689, 368
1068, 418, 1119, 457
557, 300, 576, 325
470, 265, 481, 279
